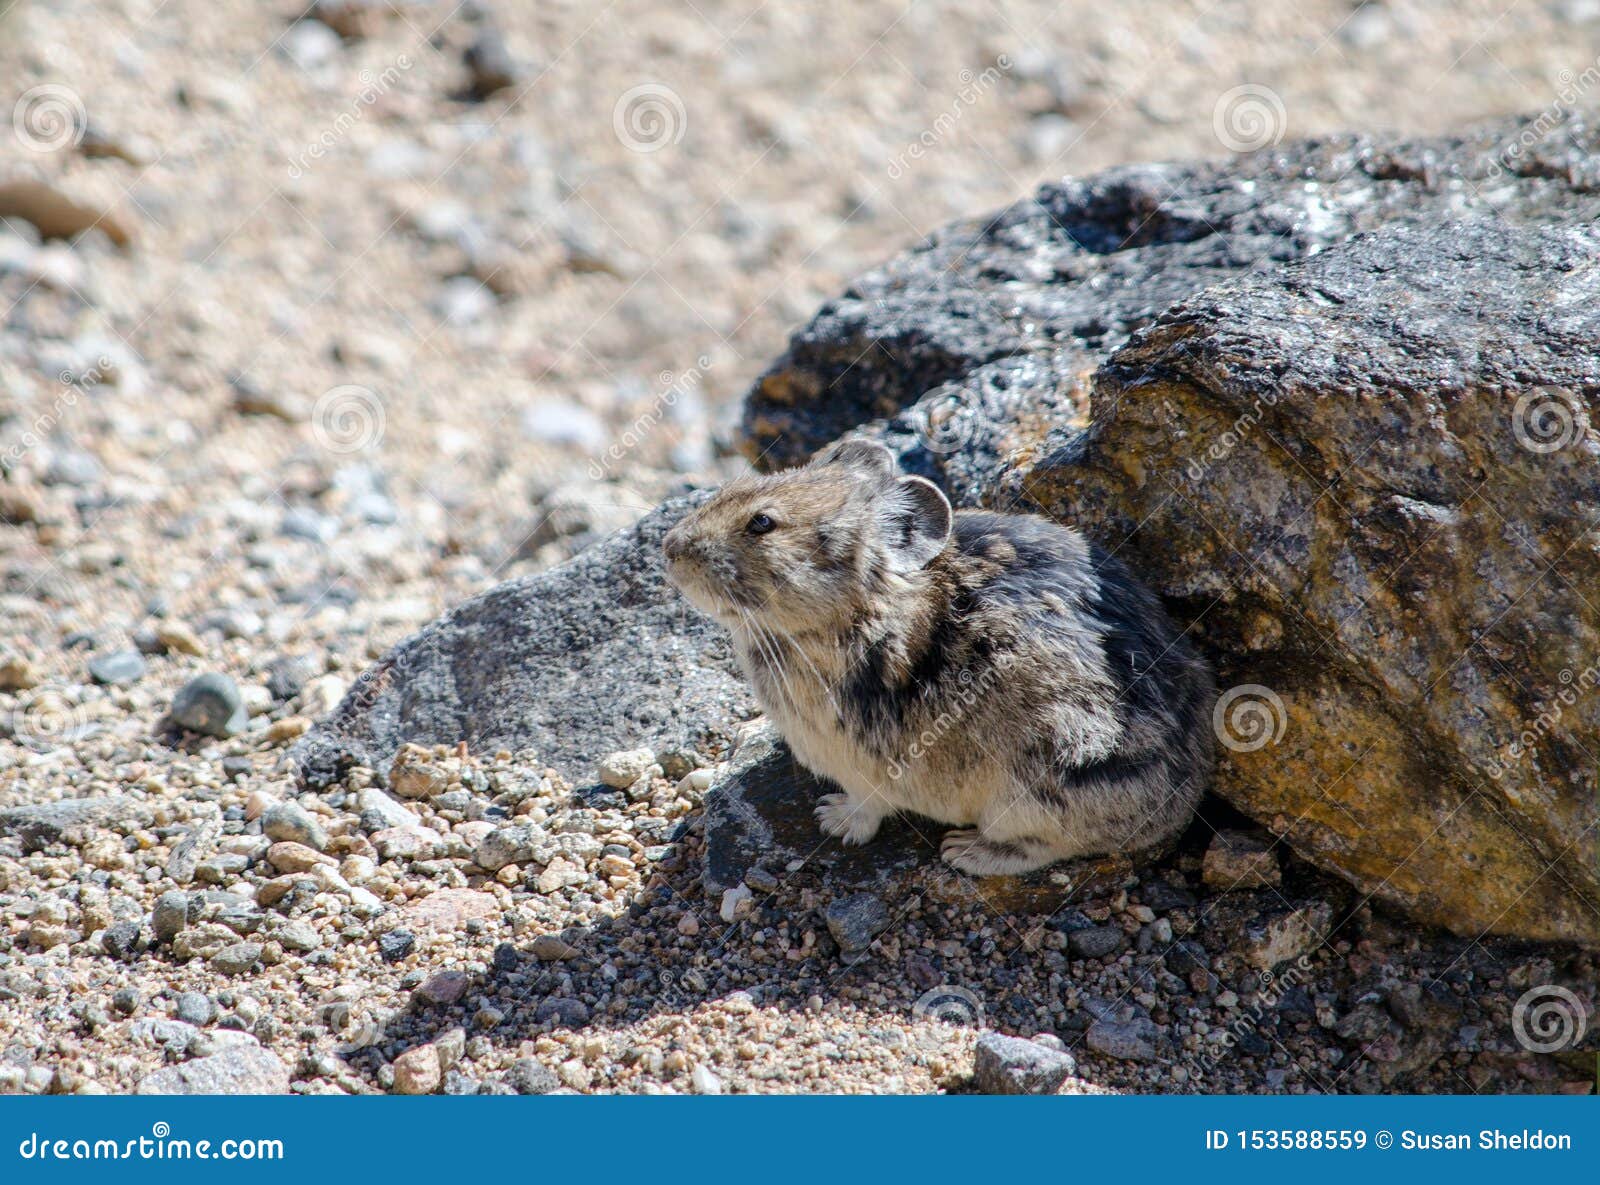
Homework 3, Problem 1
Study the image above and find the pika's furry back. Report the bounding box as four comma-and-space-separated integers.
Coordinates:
663, 438, 1215, 876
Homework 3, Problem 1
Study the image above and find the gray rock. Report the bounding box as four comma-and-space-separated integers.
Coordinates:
265, 655, 316, 701
101, 921, 143, 961
170, 673, 248, 738
508, 1057, 560, 1094
275, 920, 321, 952
137, 1047, 290, 1095
292, 494, 754, 786
378, 929, 415, 963
973, 1032, 1076, 1094
87, 650, 146, 686
529, 933, 580, 961
355, 788, 422, 831
262, 800, 327, 851
164, 813, 221, 884
1068, 925, 1127, 961
1085, 1018, 1163, 1062
533, 997, 590, 1028
151, 890, 190, 944
823, 893, 891, 957
0, 796, 150, 851
472, 824, 535, 872
175, 992, 216, 1026
209, 942, 262, 975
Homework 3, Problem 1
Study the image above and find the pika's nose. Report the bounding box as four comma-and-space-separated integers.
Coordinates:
663, 526, 689, 563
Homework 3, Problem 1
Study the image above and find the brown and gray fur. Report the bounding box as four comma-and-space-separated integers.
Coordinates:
662, 438, 1215, 876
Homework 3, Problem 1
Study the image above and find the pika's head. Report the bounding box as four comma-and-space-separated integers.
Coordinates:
662, 439, 952, 635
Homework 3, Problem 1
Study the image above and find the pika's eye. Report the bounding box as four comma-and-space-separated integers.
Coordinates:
746, 513, 776, 536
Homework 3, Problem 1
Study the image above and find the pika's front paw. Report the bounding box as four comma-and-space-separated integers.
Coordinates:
815, 793, 883, 846
940, 829, 1050, 876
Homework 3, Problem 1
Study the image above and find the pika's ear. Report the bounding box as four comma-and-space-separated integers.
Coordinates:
810, 437, 896, 485
881, 476, 952, 572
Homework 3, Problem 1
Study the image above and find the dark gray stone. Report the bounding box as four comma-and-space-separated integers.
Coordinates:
292, 494, 754, 787
265, 655, 316, 702
151, 890, 189, 944
1068, 924, 1127, 961
1164, 940, 1210, 977
823, 893, 891, 957
378, 929, 415, 963
101, 921, 143, 962
973, 1032, 1076, 1094
1084, 1017, 1164, 1062
533, 997, 590, 1028
170, 673, 248, 738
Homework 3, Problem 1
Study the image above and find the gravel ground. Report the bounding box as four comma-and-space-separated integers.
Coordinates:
2, 0, 1596, 1094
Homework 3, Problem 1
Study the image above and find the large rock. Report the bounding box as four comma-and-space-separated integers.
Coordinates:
293, 493, 753, 786
742, 115, 1600, 498
1030, 219, 1600, 948
735, 115, 1600, 948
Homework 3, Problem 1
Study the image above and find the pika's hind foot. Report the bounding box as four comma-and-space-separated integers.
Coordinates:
815, 792, 886, 846
940, 829, 1054, 876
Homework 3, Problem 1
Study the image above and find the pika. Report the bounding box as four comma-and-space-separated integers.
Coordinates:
662, 438, 1215, 876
